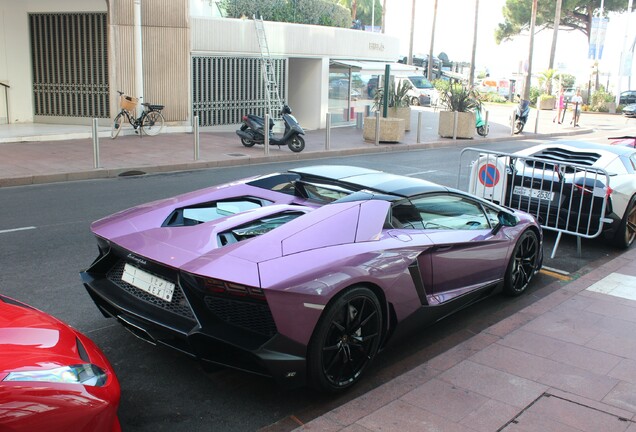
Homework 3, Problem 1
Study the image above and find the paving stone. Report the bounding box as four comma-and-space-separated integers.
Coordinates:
439, 360, 548, 408
537, 362, 620, 401
547, 341, 623, 375
603, 381, 636, 413
498, 329, 567, 358
470, 343, 561, 381
356, 400, 474, 432
458, 399, 519, 432
401, 378, 488, 422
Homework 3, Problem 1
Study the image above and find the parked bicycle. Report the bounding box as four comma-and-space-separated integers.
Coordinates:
111, 90, 165, 139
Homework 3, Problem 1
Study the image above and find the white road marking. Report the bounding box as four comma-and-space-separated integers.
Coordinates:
0, 226, 36, 234
405, 170, 438, 176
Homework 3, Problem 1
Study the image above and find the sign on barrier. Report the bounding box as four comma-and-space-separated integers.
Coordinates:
459, 147, 611, 258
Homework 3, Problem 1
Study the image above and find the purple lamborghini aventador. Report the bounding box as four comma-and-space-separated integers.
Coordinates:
80, 166, 543, 392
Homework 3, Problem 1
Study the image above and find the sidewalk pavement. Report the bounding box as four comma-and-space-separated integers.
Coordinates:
296, 247, 636, 432
2, 103, 633, 188
3, 104, 636, 432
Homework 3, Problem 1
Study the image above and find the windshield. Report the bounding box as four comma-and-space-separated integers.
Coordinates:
408, 76, 433, 89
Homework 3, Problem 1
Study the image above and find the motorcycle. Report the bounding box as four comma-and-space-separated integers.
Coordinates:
513, 99, 530, 134
476, 107, 489, 137
236, 105, 305, 153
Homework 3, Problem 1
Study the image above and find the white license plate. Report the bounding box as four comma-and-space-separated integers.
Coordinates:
513, 186, 555, 202
122, 263, 175, 302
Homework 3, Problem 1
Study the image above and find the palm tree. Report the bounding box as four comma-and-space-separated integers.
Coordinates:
548, 0, 562, 70
538, 69, 560, 95
339, 0, 377, 21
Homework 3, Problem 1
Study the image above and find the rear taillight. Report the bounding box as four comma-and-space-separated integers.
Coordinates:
200, 277, 265, 300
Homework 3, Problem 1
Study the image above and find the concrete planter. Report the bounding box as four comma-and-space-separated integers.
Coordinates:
538, 96, 556, 110
387, 107, 411, 131
363, 117, 405, 143
438, 111, 475, 139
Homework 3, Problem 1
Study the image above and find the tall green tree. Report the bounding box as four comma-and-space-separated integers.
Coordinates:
496, 0, 628, 44
355, 0, 383, 26
339, 0, 380, 24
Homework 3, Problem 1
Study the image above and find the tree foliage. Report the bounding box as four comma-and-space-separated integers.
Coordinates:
220, 0, 350, 27
338, 0, 382, 26
537, 68, 559, 94
495, 0, 628, 44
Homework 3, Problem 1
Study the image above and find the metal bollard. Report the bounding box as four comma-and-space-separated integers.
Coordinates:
417, 111, 423, 143
484, 110, 489, 135
364, 105, 371, 117
452, 111, 458, 140
264, 113, 270, 156
92, 118, 100, 168
325, 112, 331, 150
374, 111, 380, 146
194, 115, 200, 160
356, 112, 363, 129
534, 108, 539, 134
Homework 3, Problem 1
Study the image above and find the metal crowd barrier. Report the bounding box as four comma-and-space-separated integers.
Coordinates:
457, 148, 612, 258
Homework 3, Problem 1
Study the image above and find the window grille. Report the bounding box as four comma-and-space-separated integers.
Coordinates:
29, 13, 109, 119
192, 56, 287, 126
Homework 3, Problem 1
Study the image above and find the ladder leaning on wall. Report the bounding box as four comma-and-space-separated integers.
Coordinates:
253, 15, 284, 121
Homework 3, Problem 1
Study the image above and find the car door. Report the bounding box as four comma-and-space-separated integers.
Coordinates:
403, 193, 511, 304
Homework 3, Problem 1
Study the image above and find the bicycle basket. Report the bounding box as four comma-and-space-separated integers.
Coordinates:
120, 95, 138, 111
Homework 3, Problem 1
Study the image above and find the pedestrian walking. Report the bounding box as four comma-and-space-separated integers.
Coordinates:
570, 89, 583, 127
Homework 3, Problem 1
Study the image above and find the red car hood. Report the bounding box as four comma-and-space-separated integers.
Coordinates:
0, 301, 83, 376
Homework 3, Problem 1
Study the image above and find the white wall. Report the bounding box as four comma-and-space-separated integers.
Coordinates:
0, 0, 106, 123
191, 17, 399, 61
288, 58, 328, 130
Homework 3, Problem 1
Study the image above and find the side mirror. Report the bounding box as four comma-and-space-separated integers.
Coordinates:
492, 211, 518, 235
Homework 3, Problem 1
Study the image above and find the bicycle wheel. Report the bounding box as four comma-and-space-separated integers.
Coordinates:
141, 111, 165, 136
111, 113, 124, 139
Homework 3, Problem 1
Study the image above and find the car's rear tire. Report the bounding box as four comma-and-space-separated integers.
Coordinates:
411, 97, 420, 106
503, 230, 539, 296
513, 120, 524, 134
308, 286, 382, 393
613, 195, 636, 249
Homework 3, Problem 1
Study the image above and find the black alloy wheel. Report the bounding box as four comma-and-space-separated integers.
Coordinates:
504, 230, 539, 296
411, 97, 420, 106
513, 120, 524, 134
308, 286, 382, 393
614, 195, 636, 249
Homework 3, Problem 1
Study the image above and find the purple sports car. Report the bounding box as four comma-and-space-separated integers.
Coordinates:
80, 166, 542, 392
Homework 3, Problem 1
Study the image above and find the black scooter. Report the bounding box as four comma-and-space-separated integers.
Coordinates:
513, 99, 530, 134
236, 105, 305, 153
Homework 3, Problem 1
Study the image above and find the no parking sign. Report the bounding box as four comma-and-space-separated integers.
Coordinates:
478, 163, 500, 187
469, 155, 509, 204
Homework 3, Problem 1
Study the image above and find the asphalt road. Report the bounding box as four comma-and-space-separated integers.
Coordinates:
0, 138, 623, 431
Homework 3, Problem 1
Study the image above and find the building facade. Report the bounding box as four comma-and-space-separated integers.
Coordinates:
0, 0, 400, 130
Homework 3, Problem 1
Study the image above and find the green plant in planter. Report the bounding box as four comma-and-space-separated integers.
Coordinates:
438, 83, 481, 112
372, 79, 412, 111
